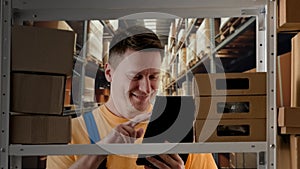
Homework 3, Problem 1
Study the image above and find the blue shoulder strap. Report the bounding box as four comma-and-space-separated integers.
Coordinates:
83, 111, 101, 144
83, 111, 107, 169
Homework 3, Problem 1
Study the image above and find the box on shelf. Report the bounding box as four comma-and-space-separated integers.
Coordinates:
193, 72, 266, 96
12, 25, 75, 75
244, 68, 256, 73
85, 76, 95, 89
195, 95, 266, 119
33, 21, 73, 31
278, 107, 300, 127
66, 77, 72, 91
230, 153, 257, 169
277, 135, 291, 169
290, 135, 300, 169
33, 21, 77, 53
64, 77, 72, 106
84, 88, 95, 102
196, 18, 211, 59
276, 52, 291, 107
291, 33, 300, 107
87, 20, 104, 61
281, 127, 300, 135
11, 73, 65, 115
64, 90, 71, 106
278, 0, 300, 31
194, 118, 266, 142
10, 115, 71, 144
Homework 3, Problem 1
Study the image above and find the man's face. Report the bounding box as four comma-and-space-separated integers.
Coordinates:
109, 49, 162, 119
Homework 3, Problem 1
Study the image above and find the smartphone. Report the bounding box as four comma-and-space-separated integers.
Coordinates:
136, 96, 195, 168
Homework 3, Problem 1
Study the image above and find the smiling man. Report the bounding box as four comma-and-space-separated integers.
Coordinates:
46, 25, 217, 169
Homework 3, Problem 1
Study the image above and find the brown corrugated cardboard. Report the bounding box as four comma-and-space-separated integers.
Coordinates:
278, 0, 300, 31
195, 119, 266, 142
277, 135, 291, 169
276, 52, 291, 107
66, 77, 72, 91
33, 21, 77, 53
281, 127, 300, 135
230, 153, 257, 169
12, 25, 75, 75
11, 73, 65, 115
291, 33, 300, 107
64, 90, 71, 106
278, 107, 300, 127
10, 115, 71, 144
195, 95, 266, 119
193, 72, 266, 96
290, 135, 300, 169
34, 21, 74, 31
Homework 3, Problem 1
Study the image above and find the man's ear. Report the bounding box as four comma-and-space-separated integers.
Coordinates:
104, 63, 113, 82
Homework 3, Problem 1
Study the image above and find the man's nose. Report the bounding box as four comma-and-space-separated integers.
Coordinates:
139, 77, 151, 93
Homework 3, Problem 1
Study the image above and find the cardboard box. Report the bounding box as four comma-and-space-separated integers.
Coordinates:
11, 73, 65, 115
278, 107, 300, 127
278, 0, 300, 31
64, 90, 71, 106
87, 20, 104, 61
84, 88, 95, 102
66, 77, 72, 91
33, 21, 77, 53
85, 76, 95, 89
277, 135, 291, 169
290, 135, 300, 169
276, 52, 291, 107
33, 21, 73, 31
12, 25, 75, 75
193, 72, 266, 96
10, 115, 71, 144
291, 33, 300, 107
195, 95, 266, 119
196, 18, 211, 59
230, 153, 257, 169
195, 119, 266, 142
281, 127, 300, 135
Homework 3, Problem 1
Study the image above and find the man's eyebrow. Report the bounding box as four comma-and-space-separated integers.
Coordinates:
126, 71, 161, 75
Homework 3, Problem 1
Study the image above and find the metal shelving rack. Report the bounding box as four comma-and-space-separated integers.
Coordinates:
0, 0, 277, 168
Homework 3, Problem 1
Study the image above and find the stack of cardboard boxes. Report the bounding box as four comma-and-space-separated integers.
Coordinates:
193, 72, 267, 142
277, 0, 300, 167
10, 24, 76, 144
276, 32, 300, 169
193, 72, 266, 168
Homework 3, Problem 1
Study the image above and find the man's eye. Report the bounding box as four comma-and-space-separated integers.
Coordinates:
132, 75, 143, 80
150, 75, 160, 80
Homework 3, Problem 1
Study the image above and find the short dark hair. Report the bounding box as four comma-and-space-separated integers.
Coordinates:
108, 26, 164, 68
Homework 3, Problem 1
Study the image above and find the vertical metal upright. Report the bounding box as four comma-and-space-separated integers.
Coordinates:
78, 20, 88, 113
209, 18, 216, 73
266, 0, 277, 168
0, 0, 11, 168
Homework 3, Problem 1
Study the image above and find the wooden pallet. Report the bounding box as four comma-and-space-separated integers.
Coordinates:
218, 17, 248, 42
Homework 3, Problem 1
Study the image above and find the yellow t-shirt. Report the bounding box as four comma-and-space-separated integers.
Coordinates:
46, 105, 217, 169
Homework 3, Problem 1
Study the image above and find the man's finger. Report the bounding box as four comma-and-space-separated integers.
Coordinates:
125, 112, 151, 127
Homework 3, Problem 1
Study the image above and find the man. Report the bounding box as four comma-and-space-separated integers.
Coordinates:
47, 25, 217, 169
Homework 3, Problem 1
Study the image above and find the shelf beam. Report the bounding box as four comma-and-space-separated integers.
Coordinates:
12, 0, 266, 21
9, 142, 267, 156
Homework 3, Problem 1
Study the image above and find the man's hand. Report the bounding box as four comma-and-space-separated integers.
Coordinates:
99, 113, 151, 144
145, 154, 185, 169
